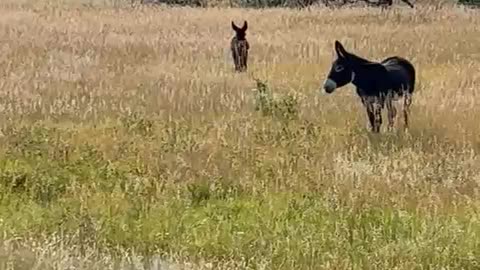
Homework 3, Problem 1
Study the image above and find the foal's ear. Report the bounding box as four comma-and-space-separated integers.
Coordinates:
334, 40, 348, 58
241, 21, 248, 31
232, 21, 240, 32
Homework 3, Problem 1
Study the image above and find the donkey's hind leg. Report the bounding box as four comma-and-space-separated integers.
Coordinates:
366, 106, 376, 132
373, 101, 383, 133
403, 93, 412, 130
386, 93, 397, 131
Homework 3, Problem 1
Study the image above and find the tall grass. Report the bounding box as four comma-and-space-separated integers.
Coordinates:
0, 2, 480, 269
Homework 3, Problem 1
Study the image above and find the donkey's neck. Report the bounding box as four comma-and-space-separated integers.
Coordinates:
351, 62, 389, 92
234, 34, 246, 41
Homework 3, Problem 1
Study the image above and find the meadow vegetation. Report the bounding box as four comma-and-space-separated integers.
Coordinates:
0, 1, 480, 269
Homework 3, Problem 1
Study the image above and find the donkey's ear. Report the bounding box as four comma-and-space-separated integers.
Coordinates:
241, 21, 248, 31
334, 40, 348, 58
232, 21, 240, 31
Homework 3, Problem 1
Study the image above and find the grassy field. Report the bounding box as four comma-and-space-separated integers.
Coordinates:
0, 1, 480, 269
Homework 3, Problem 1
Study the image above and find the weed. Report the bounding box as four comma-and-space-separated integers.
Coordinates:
253, 79, 299, 121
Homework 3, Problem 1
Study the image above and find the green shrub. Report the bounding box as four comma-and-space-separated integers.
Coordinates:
252, 79, 299, 122
231, 0, 321, 8
120, 111, 155, 138
458, 0, 480, 6
141, 0, 322, 8
148, 0, 207, 7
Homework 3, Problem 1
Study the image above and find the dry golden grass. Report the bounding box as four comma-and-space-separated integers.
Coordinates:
0, 1, 480, 269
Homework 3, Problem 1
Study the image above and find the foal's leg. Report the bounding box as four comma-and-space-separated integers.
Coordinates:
241, 50, 248, 71
232, 47, 241, 72
403, 93, 412, 130
386, 93, 397, 131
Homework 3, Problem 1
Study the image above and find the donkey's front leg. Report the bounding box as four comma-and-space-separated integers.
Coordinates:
364, 100, 380, 133
366, 97, 383, 133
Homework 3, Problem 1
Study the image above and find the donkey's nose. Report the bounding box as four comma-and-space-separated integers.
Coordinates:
323, 79, 337, 94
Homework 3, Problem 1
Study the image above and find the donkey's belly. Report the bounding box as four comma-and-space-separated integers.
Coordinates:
385, 67, 413, 95
391, 91, 403, 101
356, 88, 404, 103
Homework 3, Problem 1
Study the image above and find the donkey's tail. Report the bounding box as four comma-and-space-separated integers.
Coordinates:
401, 58, 416, 94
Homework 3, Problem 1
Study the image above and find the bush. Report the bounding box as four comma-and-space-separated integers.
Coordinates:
458, 0, 480, 6
231, 0, 322, 8
140, 0, 324, 8
252, 79, 299, 121
140, 0, 206, 7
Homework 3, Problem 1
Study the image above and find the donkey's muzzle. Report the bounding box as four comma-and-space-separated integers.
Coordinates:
323, 79, 337, 94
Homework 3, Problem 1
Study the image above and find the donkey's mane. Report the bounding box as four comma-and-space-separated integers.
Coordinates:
347, 52, 375, 65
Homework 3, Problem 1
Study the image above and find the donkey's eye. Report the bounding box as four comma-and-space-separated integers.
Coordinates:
334, 65, 344, 72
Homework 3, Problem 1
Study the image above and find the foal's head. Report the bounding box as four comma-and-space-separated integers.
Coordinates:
232, 21, 248, 40
323, 41, 356, 94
